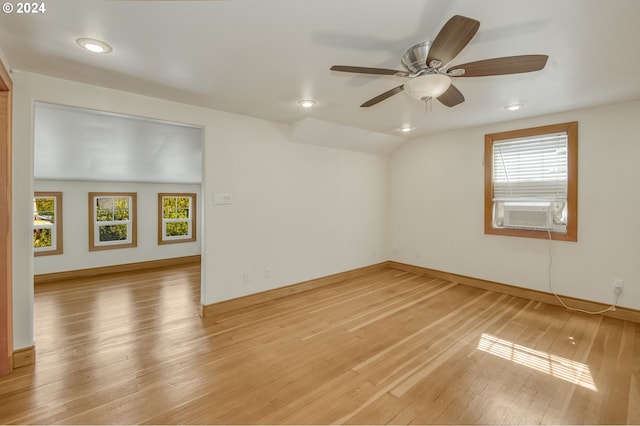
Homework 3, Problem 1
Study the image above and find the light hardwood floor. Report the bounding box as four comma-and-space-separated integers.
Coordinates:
0, 264, 638, 424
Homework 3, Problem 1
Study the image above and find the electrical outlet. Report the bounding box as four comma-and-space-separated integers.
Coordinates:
265, 268, 272, 279
243, 271, 250, 283
614, 279, 624, 295
416, 249, 422, 258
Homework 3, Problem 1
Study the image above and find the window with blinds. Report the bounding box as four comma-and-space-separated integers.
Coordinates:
492, 132, 567, 202
484, 122, 578, 242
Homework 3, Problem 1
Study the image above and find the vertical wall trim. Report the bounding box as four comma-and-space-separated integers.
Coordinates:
0, 60, 13, 375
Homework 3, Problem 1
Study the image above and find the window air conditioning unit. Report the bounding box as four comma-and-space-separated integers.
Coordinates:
503, 201, 554, 230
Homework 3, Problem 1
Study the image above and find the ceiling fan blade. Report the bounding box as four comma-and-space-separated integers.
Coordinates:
361, 85, 405, 107
427, 15, 480, 66
330, 65, 404, 76
449, 55, 548, 77
437, 84, 465, 107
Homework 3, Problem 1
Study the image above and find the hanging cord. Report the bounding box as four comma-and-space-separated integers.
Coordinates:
497, 146, 513, 198
546, 230, 619, 315
422, 96, 433, 114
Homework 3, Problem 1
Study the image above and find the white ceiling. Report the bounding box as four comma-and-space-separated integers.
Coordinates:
2, 0, 640, 175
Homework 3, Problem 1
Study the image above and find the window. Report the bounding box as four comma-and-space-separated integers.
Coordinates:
33, 192, 63, 256
158, 193, 196, 244
89, 192, 137, 251
484, 121, 577, 241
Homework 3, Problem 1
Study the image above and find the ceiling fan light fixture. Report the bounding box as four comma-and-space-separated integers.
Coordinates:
298, 99, 317, 108
404, 74, 452, 101
76, 38, 112, 54
329, 16, 548, 109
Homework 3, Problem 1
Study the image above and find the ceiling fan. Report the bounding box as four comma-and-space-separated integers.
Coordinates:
330, 15, 548, 108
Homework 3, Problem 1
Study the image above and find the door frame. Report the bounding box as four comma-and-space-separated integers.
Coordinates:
0, 59, 13, 375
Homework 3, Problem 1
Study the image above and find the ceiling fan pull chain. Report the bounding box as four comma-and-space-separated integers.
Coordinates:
424, 97, 433, 114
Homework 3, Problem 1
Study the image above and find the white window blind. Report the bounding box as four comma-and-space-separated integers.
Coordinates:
492, 132, 568, 201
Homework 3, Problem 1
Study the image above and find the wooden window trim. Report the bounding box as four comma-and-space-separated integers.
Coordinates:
484, 121, 578, 242
0, 58, 13, 376
88, 192, 138, 251
157, 193, 197, 245
33, 192, 63, 256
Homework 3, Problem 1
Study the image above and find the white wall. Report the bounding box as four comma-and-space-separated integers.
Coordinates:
12, 71, 389, 350
390, 101, 640, 310
34, 180, 202, 275
206, 120, 388, 302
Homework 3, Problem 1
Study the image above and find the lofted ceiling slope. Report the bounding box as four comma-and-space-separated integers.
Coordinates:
34, 102, 203, 184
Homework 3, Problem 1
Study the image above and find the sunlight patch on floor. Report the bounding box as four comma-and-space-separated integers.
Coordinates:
477, 333, 597, 391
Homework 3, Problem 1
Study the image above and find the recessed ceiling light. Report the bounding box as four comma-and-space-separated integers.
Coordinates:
505, 103, 523, 111
399, 125, 414, 133
298, 99, 317, 108
76, 38, 113, 54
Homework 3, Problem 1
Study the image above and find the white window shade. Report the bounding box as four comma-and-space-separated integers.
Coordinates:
492, 132, 568, 201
